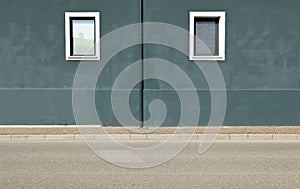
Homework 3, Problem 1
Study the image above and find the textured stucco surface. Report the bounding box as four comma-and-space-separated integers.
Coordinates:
0, 0, 299, 125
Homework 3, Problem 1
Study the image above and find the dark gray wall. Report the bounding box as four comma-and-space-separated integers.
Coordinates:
0, 0, 141, 125
0, 0, 300, 125
143, 0, 300, 126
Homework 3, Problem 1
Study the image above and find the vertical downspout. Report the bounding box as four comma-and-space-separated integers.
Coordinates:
140, 0, 144, 127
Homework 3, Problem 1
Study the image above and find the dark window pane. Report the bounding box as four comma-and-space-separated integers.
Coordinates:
194, 17, 219, 56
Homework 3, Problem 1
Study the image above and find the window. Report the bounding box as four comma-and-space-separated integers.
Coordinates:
65, 12, 100, 60
189, 12, 225, 61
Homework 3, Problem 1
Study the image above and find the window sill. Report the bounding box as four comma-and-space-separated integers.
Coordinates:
189, 56, 225, 61
66, 56, 100, 61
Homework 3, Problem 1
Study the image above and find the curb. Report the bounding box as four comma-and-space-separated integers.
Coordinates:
1, 134, 300, 141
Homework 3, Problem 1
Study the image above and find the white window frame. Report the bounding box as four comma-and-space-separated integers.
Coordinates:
65, 12, 100, 60
189, 11, 225, 61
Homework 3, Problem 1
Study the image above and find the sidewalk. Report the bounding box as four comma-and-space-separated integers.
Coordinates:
1, 126, 300, 141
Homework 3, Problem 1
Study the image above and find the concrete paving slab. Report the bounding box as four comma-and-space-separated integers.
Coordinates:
248, 134, 273, 140
27, 135, 45, 141
11, 135, 27, 141
0, 135, 10, 141
180, 134, 198, 141
273, 134, 298, 141
44, 134, 74, 141
146, 134, 180, 140
74, 134, 94, 141
130, 134, 147, 140
230, 134, 248, 140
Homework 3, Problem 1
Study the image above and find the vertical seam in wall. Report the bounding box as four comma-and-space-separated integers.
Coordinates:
140, 0, 144, 127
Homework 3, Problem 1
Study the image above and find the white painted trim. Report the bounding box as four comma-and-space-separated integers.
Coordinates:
189, 11, 226, 61
65, 12, 100, 61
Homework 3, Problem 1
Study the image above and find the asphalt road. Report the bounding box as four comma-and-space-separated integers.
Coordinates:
1, 141, 300, 189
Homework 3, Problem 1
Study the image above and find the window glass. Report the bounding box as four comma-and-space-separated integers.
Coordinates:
71, 19, 95, 56
195, 18, 219, 56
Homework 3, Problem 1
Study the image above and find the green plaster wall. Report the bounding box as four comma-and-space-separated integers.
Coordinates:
0, 0, 300, 125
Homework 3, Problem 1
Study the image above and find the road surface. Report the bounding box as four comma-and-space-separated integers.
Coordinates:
1, 141, 300, 188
